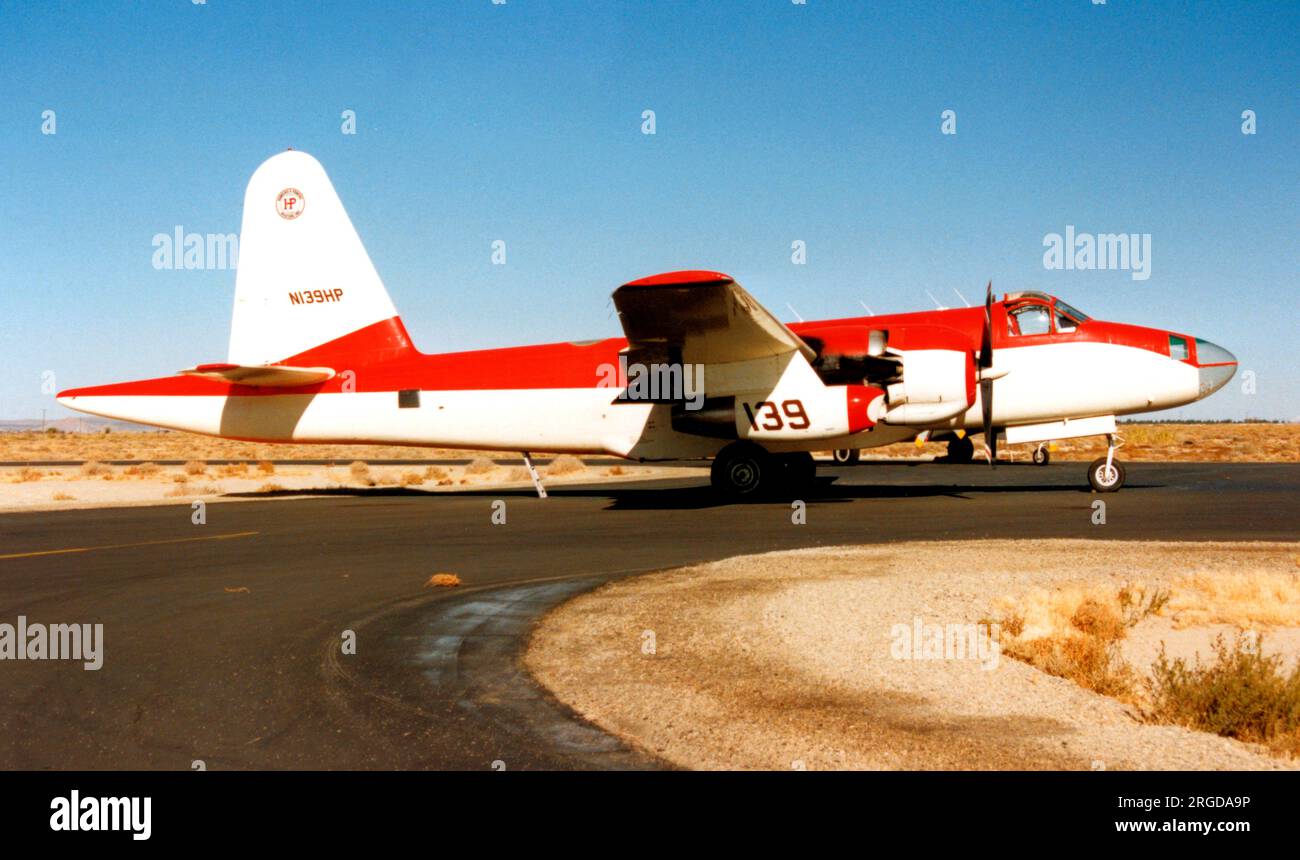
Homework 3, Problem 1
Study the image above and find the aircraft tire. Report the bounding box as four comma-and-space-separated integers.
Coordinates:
832, 448, 860, 465
946, 436, 975, 463
710, 442, 772, 499
1033, 446, 1051, 466
774, 451, 817, 494
1087, 457, 1126, 492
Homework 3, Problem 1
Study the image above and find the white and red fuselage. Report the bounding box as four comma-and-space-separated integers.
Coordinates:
57, 151, 1237, 468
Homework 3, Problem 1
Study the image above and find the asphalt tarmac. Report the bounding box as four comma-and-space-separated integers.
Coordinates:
0, 461, 1295, 770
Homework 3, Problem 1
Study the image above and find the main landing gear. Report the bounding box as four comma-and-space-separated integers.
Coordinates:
1087, 433, 1126, 492
832, 448, 860, 465
710, 442, 816, 499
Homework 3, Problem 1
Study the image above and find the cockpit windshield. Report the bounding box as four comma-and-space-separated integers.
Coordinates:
1054, 298, 1090, 323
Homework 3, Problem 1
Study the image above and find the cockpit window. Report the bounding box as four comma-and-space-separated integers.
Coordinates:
1055, 311, 1078, 333
1169, 335, 1189, 361
1054, 299, 1090, 322
1009, 304, 1052, 336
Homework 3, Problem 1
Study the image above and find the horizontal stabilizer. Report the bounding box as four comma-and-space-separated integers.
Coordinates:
178, 363, 336, 387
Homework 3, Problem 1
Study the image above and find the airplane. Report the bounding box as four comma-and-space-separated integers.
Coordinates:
57, 151, 1238, 498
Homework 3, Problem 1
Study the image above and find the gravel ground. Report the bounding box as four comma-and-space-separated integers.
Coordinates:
525, 540, 1300, 771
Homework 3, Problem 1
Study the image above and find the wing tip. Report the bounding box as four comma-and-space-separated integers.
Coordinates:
620, 270, 734, 289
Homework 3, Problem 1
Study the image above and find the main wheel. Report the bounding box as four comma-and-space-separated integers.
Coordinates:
1033, 445, 1051, 466
1087, 457, 1125, 492
710, 442, 772, 499
774, 451, 817, 493
832, 448, 860, 465
946, 435, 975, 463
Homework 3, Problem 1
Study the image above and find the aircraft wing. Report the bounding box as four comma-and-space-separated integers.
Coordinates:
612, 271, 815, 366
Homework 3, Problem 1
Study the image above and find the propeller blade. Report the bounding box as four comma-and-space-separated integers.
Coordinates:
980, 281, 995, 467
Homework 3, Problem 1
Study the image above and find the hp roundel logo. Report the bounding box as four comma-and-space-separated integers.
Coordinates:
276, 188, 305, 220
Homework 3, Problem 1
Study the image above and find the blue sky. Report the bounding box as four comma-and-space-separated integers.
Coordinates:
1, 0, 1296, 420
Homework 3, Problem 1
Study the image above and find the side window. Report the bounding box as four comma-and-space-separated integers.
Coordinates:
1168, 335, 1188, 361
1009, 305, 1051, 336
1056, 311, 1078, 333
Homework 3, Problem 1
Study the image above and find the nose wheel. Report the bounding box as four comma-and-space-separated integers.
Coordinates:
1087, 433, 1125, 492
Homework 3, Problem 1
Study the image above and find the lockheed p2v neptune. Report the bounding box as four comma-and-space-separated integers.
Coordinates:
59, 151, 1238, 498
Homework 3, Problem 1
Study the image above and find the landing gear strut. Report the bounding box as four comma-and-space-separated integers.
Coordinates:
1087, 433, 1125, 492
1032, 443, 1051, 466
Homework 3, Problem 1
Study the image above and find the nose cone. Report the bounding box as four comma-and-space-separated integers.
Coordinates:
1195, 339, 1237, 399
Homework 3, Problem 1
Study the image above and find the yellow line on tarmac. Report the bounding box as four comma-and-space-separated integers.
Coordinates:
0, 531, 259, 560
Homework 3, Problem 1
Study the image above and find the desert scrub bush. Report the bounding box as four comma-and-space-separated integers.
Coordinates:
989, 583, 1167, 702
400, 471, 425, 487
505, 466, 531, 482
124, 461, 161, 477
80, 461, 110, 477
52, 492, 76, 501
257, 460, 276, 475
543, 454, 585, 477
463, 456, 497, 475
218, 462, 250, 478
348, 461, 375, 485
605, 465, 625, 476
16, 467, 44, 482
256, 482, 285, 493
1148, 633, 1300, 757
183, 460, 207, 476
422, 465, 448, 481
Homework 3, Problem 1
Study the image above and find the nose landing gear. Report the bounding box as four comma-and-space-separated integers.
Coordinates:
1087, 433, 1125, 492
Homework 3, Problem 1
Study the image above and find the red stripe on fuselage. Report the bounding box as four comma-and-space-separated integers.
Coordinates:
57, 307, 1185, 399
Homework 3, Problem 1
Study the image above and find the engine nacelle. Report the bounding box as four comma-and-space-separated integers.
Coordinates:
877, 349, 975, 426
736, 383, 882, 441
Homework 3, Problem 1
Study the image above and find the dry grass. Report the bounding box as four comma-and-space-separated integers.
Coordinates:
543, 454, 585, 477
399, 471, 425, 487
463, 456, 496, 475
990, 584, 1168, 702
257, 460, 275, 475
256, 482, 285, 493
183, 460, 207, 476
1166, 571, 1300, 629
80, 460, 110, 477
51, 492, 75, 501
422, 465, 448, 481
15, 467, 43, 483
506, 466, 531, 482
1149, 633, 1300, 757
348, 461, 373, 485
424, 573, 461, 588
605, 465, 625, 476
0, 429, 492, 463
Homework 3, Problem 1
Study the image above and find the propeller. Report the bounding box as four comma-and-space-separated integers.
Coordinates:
979, 281, 997, 467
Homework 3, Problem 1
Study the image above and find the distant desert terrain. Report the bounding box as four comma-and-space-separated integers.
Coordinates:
833, 422, 1300, 463
0, 423, 1293, 513
0, 436, 694, 513
1, 422, 1296, 464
